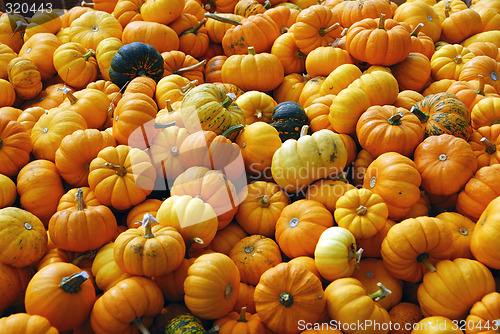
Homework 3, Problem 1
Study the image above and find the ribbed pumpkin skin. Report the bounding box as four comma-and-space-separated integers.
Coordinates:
413, 92, 472, 140
0, 313, 59, 334
271, 101, 309, 142
109, 42, 164, 88
165, 313, 206, 334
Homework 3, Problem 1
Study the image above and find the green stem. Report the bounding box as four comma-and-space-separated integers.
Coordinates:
185, 237, 205, 259
82, 49, 95, 61
453, 54, 463, 64
264, 0, 271, 8
410, 106, 429, 123
179, 18, 207, 37
0, 138, 3, 150
238, 307, 248, 322
175, 59, 207, 75
411, 23, 424, 37
180, 80, 198, 95
204, 12, 242, 26
279, 292, 294, 307
165, 100, 174, 113
368, 282, 392, 301
356, 205, 367, 216
221, 124, 244, 138
259, 195, 270, 207
481, 137, 497, 154
154, 121, 176, 129
387, 111, 404, 125
378, 13, 386, 29
81, 0, 95, 7
300, 125, 309, 137
141, 213, 158, 239
92, 162, 127, 176
60, 271, 89, 293
417, 253, 437, 272
348, 247, 363, 265
444, 0, 451, 18
475, 74, 485, 95
207, 326, 220, 334
221, 95, 234, 109
248, 46, 256, 55
319, 22, 340, 36
131, 318, 150, 334
75, 188, 85, 211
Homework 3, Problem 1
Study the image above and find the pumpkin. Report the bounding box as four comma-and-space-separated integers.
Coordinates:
254, 262, 326, 334
346, 14, 411, 66
0, 79, 15, 107
411, 92, 472, 140
352, 258, 403, 310
300, 76, 326, 108
446, 75, 499, 111
314, 226, 363, 281
275, 199, 334, 258
18, 33, 62, 81
388, 302, 423, 334
112, 0, 144, 28
229, 235, 282, 286
340, 0, 392, 28
48, 188, 117, 252
184, 252, 240, 319
222, 13, 281, 56
270, 101, 309, 142
411, 316, 463, 334
52, 42, 98, 89
0, 174, 16, 208
348, 70, 400, 107
62, 6, 92, 28
356, 105, 424, 158
292, 5, 342, 55
305, 45, 353, 78
390, 53, 431, 92
23, 10, 62, 41
91, 242, 132, 292
235, 122, 282, 177
21, 83, 71, 110
113, 214, 185, 277
324, 277, 391, 334
436, 212, 475, 259
0, 207, 47, 267
235, 181, 289, 237
122, 21, 179, 54
155, 74, 191, 109
413, 134, 477, 196
235, 91, 276, 124
423, 78, 457, 96
469, 125, 500, 169
305, 178, 355, 214
162, 51, 206, 83
210, 223, 248, 256
408, 23, 435, 60
381, 216, 454, 283
0, 313, 59, 334
467, 41, 500, 61
393, 1, 442, 42
441, 8, 482, 44
7, 57, 43, 100
204, 55, 226, 83
25, 262, 96, 332
357, 220, 394, 259
274, 73, 309, 104
90, 276, 164, 333
271, 32, 307, 75
180, 83, 246, 136
17, 160, 65, 226
471, 97, 500, 129
59, 87, 111, 130
465, 292, 500, 334
271, 127, 348, 193
88, 145, 156, 211
329, 87, 371, 135
221, 47, 284, 92
164, 313, 209, 334
125, 199, 161, 229
417, 258, 495, 320
214, 306, 271, 333
430, 44, 474, 81
141, 0, 185, 25
0, 116, 32, 177
334, 188, 388, 240
459, 55, 500, 93
95, 37, 123, 81
363, 152, 421, 220
0, 40, 17, 80
470, 195, 500, 269
456, 164, 500, 220
109, 42, 164, 89
0, 13, 26, 53
156, 195, 218, 247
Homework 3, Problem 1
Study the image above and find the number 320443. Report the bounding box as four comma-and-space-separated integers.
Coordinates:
5, 3, 53, 14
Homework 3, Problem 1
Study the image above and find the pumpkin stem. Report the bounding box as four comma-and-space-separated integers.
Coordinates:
92, 162, 127, 176
179, 18, 207, 37
368, 282, 392, 301
185, 237, 205, 259
175, 60, 207, 75
57, 85, 78, 104
459, 227, 468, 236
224, 283, 233, 300
299, 125, 309, 137
453, 54, 463, 64
81, 0, 95, 7
82, 49, 95, 61
222, 124, 244, 138
410, 106, 429, 123
281, 26, 289, 34
387, 111, 404, 125
75, 188, 85, 211
410, 23, 424, 37
165, 100, 174, 113
60, 271, 89, 293
417, 252, 437, 272
221, 95, 235, 109
337, 171, 349, 183
238, 307, 248, 322
204, 12, 242, 26
0, 138, 3, 150
154, 121, 176, 129
481, 137, 497, 155
348, 247, 363, 265
378, 13, 386, 29
206, 326, 220, 334
356, 205, 368, 216
141, 213, 158, 239
444, 0, 451, 18
180, 80, 198, 95
279, 292, 294, 307
131, 318, 150, 334
72, 249, 98, 266
476, 74, 485, 95
259, 195, 270, 207
319, 22, 340, 36
296, 50, 307, 58
248, 46, 256, 56
264, 0, 272, 8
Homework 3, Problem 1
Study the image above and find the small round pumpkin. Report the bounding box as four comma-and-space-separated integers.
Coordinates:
471, 195, 500, 269
0, 313, 59, 334
0, 116, 32, 177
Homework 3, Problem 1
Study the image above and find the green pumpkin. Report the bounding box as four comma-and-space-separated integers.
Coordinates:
109, 42, 164, 88
181, 83, 246, 136
411, 92, 472, 140
271, 101, 309, 142
165, 313, 206, 334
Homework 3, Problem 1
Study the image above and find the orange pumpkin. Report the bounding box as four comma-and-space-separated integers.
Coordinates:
7, 57, 43, 100
18, 33, 62, 81
210, 222, 248, 256
468, 124, 500, 169
465, 292, 500, 334
52, 42, 98, 89
470, 195, 500, 269
0, 313, 59, 334
0, 116, 32, 177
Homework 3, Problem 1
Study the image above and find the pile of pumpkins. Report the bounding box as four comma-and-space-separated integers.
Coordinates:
0, 0, 500, 332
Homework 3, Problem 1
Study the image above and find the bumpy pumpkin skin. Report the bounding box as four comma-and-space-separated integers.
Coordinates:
0, 313, 59, 334
465, 292, 500, 334
0, 116, 33, 177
